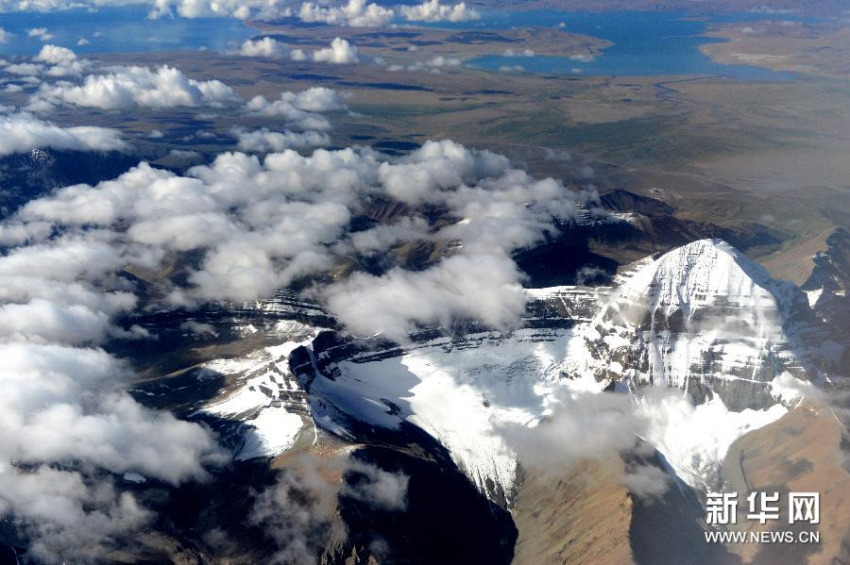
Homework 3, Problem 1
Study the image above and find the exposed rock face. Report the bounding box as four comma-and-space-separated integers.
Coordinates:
803, 228, 850, 372
565, 239, 821, 411
115, 237, 845, 563
261, 239, 835, 504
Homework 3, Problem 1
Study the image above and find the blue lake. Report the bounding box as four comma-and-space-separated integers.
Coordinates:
437, 10, 805, 81
0, 6, 809, 81
0, 6, 254, 56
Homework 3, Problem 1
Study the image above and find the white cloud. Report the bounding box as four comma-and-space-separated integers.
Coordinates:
34, 44, 90, 75
233, 127, 330, 152
16, 138, 588, 321
298, 0, 393, 27
0, 27, 11, 43
347, 216, 429, 253
180, 320, 217, 335
149, 0, 293, 19
341, 461, 408, 511
425, 55, 460, 68
27, 27, 54, 41
246, 86, 347, 130
0, 112, 126, 155
2, 143, 595, 556
34, 44, 76, 65
0, 299, 112, 344
238, 37, 366, 66
0, 466, 150, 561
622, 463, 670, 499
400, 0, 480, 22
238, 36, 291, 58
770, 371, 825, 404
387, 56, 460, 73
501, 390, 645, 468
569, 53, 595, 63
376, 139, 510, 205
30, 64, 239, 111
0, 0, 295, 20
250, 456, 343, 563
0, 0, 482, 27
502, 48, 534, 57
323, 252, 528, 340
311, 37, 359, 64
4, 62, 44, 76
0, 133, 599, 552
0, 234, 225, 559
0, 0, 290, 20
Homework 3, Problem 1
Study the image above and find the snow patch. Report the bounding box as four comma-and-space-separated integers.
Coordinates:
311, 330, 573, 500
238, 406, 304, 460
639, 392, 786, 490
805, 288, 822, 309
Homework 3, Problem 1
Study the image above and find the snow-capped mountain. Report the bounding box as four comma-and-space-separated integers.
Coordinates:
191, 239, 835, 501
564, 239, 822, 410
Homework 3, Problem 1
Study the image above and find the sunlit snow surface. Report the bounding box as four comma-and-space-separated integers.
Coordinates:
566, 240, 809, 391
311, 330, 571, 498
200, 240, 820, 498
637, 393, 786, 490
200, 332, 316, 460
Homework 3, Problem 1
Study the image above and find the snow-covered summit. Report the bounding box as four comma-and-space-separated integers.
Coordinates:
615, 238, 776, 321
566, 239, 811, 410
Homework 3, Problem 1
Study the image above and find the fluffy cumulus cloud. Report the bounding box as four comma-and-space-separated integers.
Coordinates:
237, 37, 362, 66
622, 461, 671, 499
13, 138, 589, 340
503, 48, 535, 57
246, 86, 348, 130
0, 27, 11, 43
29, 64, 239, 111
0, 44, 90, 82
399, 0, 480, 22
323, 252, 528, 339
32, 44, 91, 76
0, 236, 226, 559
311, 37, 359, 64
238, 36, 292, 58
27, 26, 54, 40
149, 0, 293, 19
1, 0, 478, 25
233, 127, 330, 152
1, 0, 293, 20
0, 127, 597, 555
249, 455, 406, 562
387, 55, 461, 73
298, 0, 392, 27
0, 466, 151, 561
7, 46, 351, 127
33, 44, 74, 66
0, 112, 126, 155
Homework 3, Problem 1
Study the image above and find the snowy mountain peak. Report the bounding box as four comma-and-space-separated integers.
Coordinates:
194, 239, 826, 503
612, 238, 776, 325
566, 239, 809, 411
